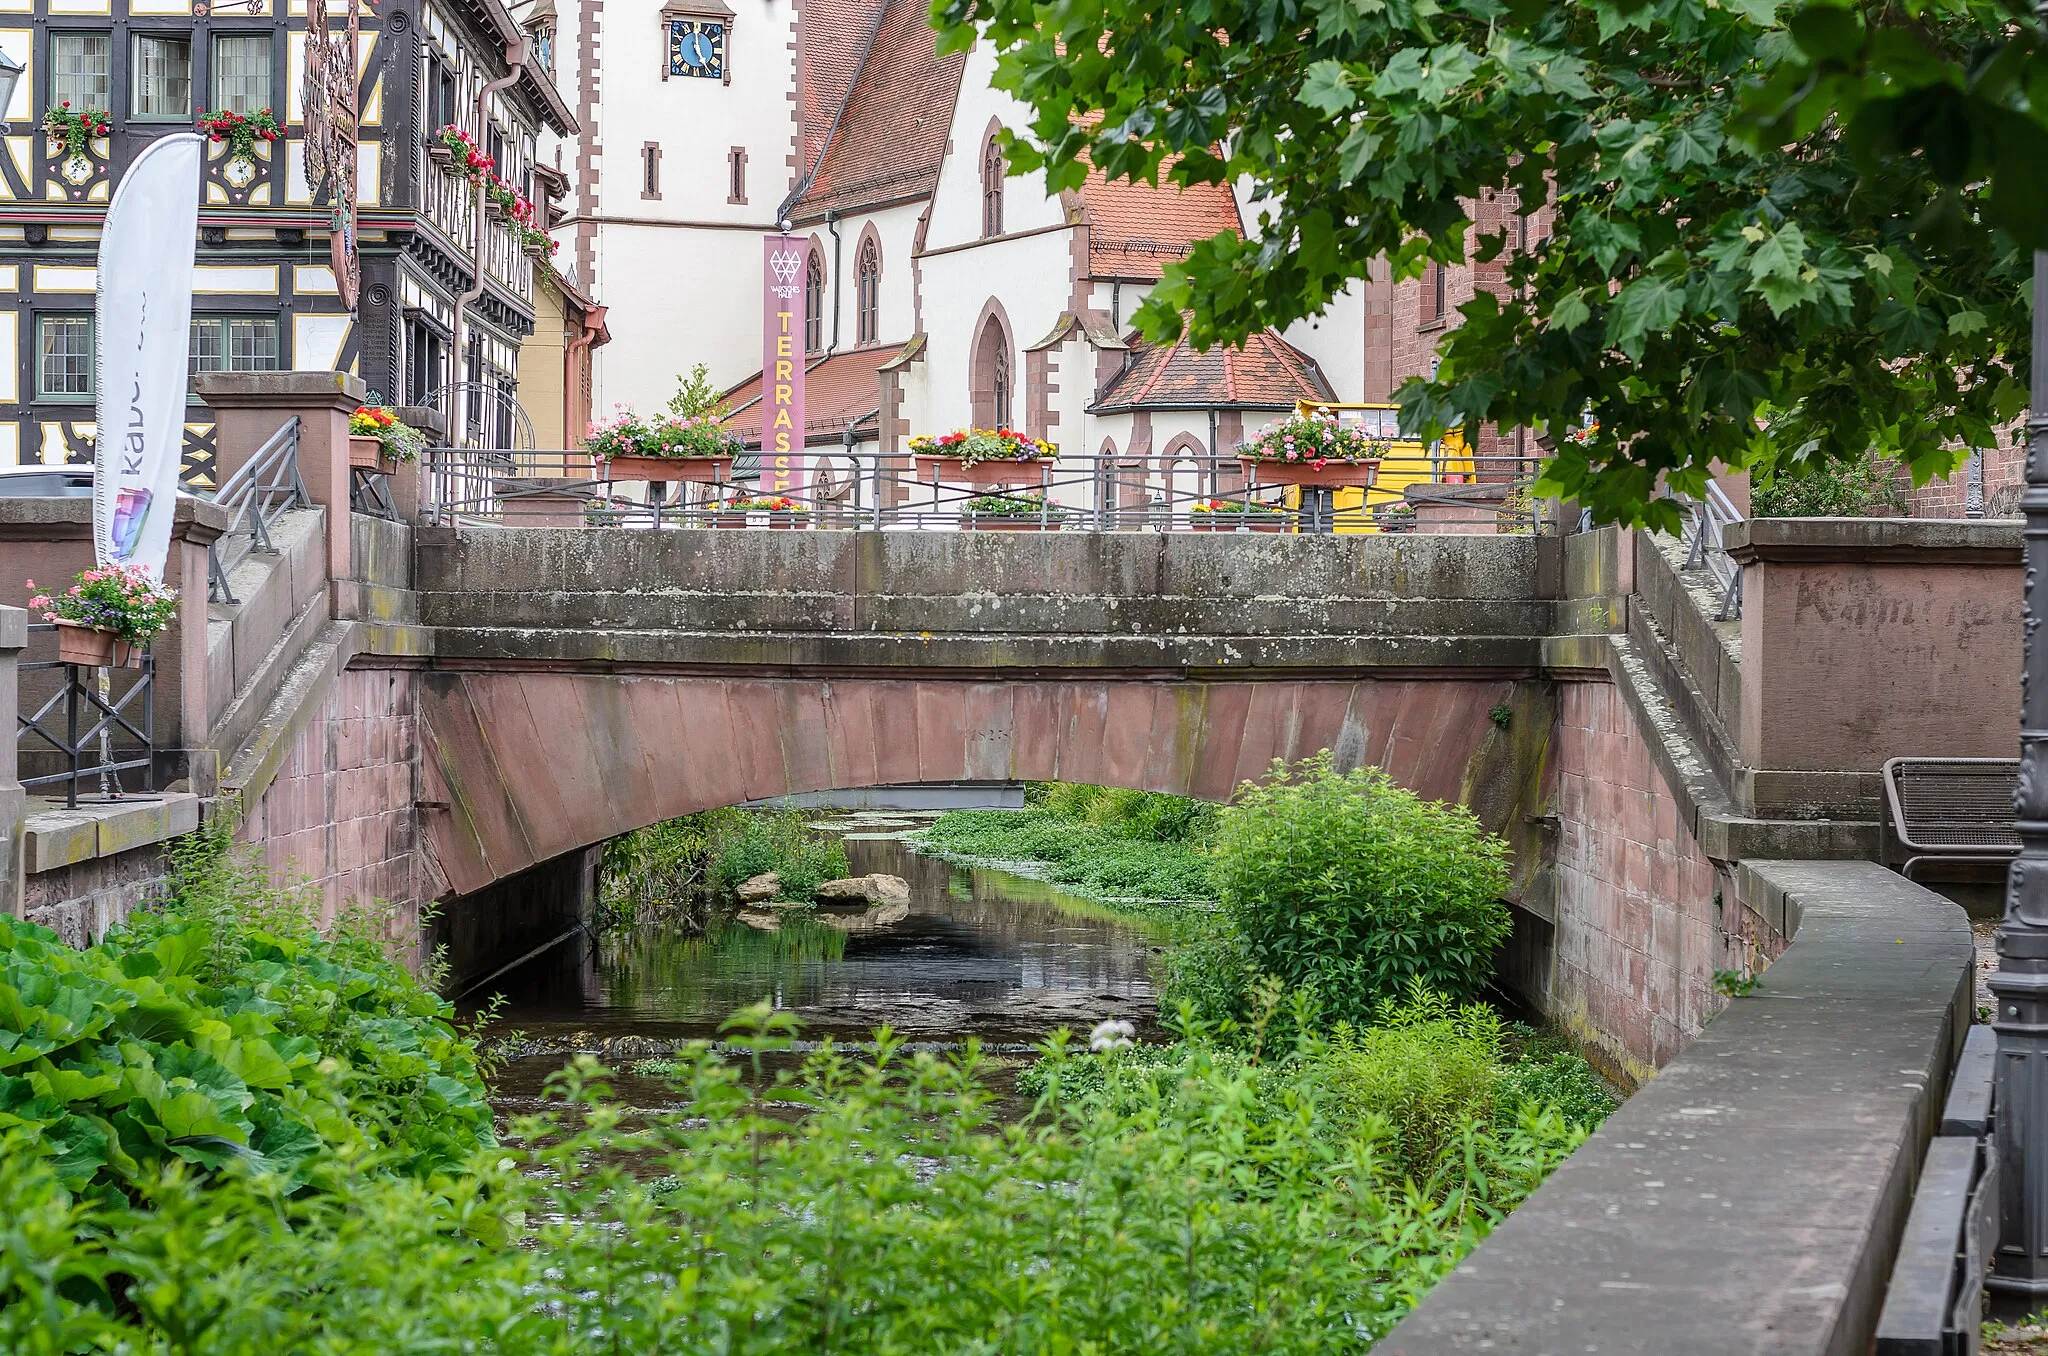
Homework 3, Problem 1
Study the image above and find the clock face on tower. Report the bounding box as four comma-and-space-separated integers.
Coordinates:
667, 18, 727, 80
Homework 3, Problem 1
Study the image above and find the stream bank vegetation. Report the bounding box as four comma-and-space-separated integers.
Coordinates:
594, 805, 849, 931
0, 759, 1614, 1348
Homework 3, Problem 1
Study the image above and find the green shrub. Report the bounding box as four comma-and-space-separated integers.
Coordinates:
1214, 754, 1513, 1024
1752, 454, 1908, 517
1323, 984, 1505, 1178
708, 808, 847, 902
0, 830, 493, 1205
920, 807, 1216, 901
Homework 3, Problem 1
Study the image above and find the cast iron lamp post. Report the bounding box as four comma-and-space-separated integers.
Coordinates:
1990, 4, 2048, 1298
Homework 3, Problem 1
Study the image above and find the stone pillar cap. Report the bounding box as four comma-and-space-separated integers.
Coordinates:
194, 370, 368, 413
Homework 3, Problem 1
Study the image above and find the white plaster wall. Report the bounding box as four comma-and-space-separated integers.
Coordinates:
591, 224, 766, 411
1284, 283, 1365, 403
924, 42, 1066, 252
918, 228, 1078, 435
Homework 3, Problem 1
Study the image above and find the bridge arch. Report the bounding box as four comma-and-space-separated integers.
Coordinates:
416, 670, 1527, 897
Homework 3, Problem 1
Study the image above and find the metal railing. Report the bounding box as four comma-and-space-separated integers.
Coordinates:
207, 417, 309, 604
1681, 479, 1745, 620
418, 447, 1547, 536
16, 624, 154, 809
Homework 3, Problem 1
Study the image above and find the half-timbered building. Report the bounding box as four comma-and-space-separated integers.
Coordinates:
0, 0, 573, 478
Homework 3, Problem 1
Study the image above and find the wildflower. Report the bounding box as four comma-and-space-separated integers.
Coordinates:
1090, 1019, 1135, 1052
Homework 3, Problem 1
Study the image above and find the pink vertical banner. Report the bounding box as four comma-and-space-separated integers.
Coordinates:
762, 235, 808, 498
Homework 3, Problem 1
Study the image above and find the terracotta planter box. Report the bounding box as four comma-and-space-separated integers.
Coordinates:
1239, 458, 1379, 489
769, 513, 809, 529
1247, 517, 1286, 533
712, 512, 748, 529
915, 455, 1053, 488
1190, 518, 1226, 532
601, 455, 732, 484
349, 435, 395, 473
54, 621, 141, 669
965, 517, 1056, 531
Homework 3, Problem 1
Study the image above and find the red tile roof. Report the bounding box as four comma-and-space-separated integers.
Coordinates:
800, 0, 885, 188
1090, 327, 1333, 412
1078, 163, 1241, 281
721, 343, 906, 447
793, 0, 967, 221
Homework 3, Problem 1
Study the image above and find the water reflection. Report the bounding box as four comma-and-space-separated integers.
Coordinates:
475, 834, 1160, 1067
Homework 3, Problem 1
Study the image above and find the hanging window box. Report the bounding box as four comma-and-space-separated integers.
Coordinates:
53, 621, 143, 669
1238, 458, 1379, 489
916, 456, 1053, 489
910, 430, 1056, 488
601, 455, 732, 484
349, 435, 398, 474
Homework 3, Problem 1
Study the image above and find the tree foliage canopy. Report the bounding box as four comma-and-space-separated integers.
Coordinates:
931, 0, 2042, 526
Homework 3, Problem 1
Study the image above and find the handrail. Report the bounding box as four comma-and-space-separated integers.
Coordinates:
1680, 479, 1745, 620
206, 417, 309, 604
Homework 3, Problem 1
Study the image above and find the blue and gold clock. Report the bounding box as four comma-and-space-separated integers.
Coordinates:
667, 18, 727, 81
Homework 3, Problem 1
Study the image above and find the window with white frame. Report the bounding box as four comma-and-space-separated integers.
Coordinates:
188, 316, 281, 376
49, 34, 111, 111
130, 33, 193, 119
211, 33, 272, 114
38, 316, 93, 398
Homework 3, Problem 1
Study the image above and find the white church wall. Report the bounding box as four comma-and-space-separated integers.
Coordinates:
917, 227, 1077, 436
924, 42, 1067, 253
808, 200, 923, 351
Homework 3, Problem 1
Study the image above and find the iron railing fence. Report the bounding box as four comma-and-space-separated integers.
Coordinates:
16, 624, 154, 809
1680, 479, 1746, 620
419, 447, 1548, 535
206, 417, 309, 604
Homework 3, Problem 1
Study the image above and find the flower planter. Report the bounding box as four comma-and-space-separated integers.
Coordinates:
1247, 517, 1286, 533
1190, 518, 1226, 532
965, 517, 1056, 531
601, 455, 732, 485
769, 513, 808, 529
713, 512, 748, 529
523, 240, 550, 260
54, 621, 141, 669
915, 455, 1053, 489
349, 435, 396, 473
1239, 458, 1379, 489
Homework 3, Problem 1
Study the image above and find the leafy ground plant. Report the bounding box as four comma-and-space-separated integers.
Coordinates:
0, 1003, 1589, 1351
918, 806, 1216, 902
0, 822, 493, 1204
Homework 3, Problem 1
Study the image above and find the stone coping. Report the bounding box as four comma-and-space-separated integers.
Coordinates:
22, 792, 202, 874
0, 494, 229, 544
1379, 859, 1973, 1355
1725, 516, 2022, 565
194, 369, 367, 412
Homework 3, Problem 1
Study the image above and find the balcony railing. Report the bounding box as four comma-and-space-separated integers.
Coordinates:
17, 625, 155, 809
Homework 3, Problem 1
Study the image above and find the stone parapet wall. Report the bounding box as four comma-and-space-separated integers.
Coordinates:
1382, 860, 1974, 1354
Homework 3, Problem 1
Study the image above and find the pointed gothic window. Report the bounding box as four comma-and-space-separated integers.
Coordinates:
974, 312, 1012, 429
804, 249, 824, 353
856, 237, 880, 345
981, 132, 1004, 238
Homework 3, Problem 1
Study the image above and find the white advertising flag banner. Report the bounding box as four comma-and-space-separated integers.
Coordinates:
94, 133, 202, 581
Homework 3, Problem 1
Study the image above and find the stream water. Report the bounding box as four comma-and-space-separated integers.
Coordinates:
474, 816, 1163, 1116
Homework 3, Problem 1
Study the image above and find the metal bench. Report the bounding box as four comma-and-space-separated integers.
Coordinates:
1882, 757, 2020, 883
